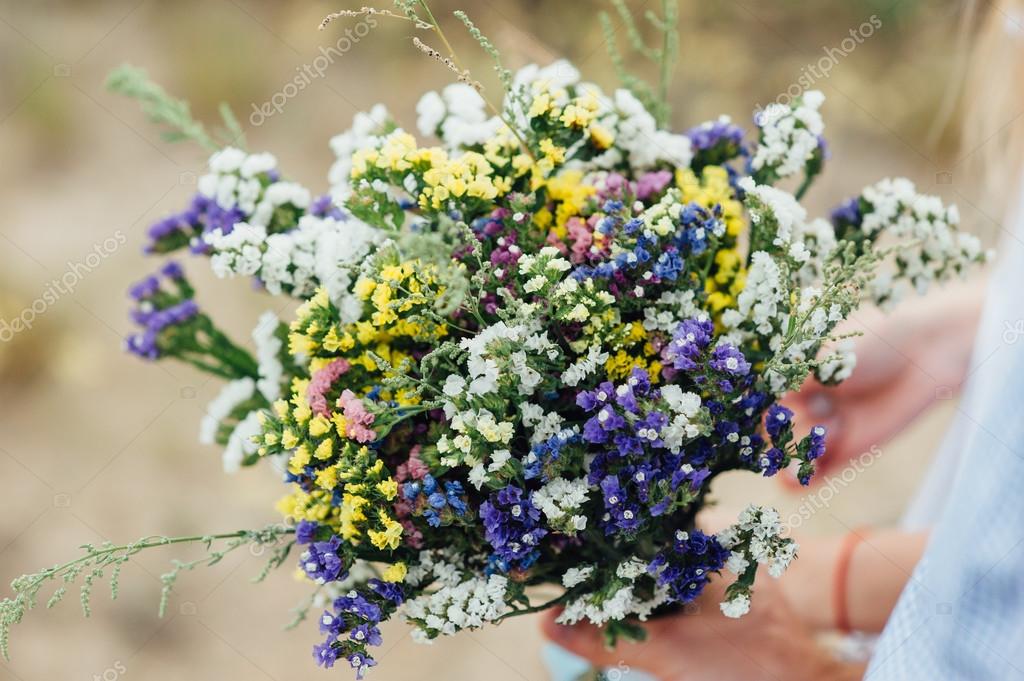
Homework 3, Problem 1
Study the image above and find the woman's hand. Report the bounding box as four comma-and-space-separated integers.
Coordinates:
785, 280, 983, 481
540, 573, 864, 681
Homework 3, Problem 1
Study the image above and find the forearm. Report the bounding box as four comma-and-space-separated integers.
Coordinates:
781, 528, 929, 633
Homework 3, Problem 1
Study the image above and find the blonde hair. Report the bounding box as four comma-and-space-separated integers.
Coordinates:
957, 0, 1024, 211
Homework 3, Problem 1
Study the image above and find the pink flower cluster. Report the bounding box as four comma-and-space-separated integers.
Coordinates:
336, 389, 376, 443
306, 358, 351, 416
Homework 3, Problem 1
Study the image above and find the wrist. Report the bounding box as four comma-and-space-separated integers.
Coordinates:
779, 534, 843, 630
808, 658, 866, 681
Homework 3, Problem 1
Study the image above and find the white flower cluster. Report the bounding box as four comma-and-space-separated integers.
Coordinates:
751, 90, 824, 181
532, 477, 589, 534
723, 251, 786, 336
604, 89, 693, 170
467, 448, 512, 490
659, 384, 705, 452
328, 104, 393, 199
557, 557, 669, 626
199, 377, 255, 445
519, 403, 566, 444
252, 311, 283, 403
416, 83, 503, 150
858, 178, 988, 305
436, 408, 515, 470
720, 592, 751, 619
198, 377, 262, 473
642, 289, 701, 333
561, 343, 609, 386
206, 215, 380, 319
715, 506, 797, 619
448, 320, 560, 399
739, 177, 838, 276
561, 565, 595, 588
402, 550, 510, 642
198, 147, 310, 231
815, 338, 857, 384
719, 505, 798, 580
222, 410, 261, 473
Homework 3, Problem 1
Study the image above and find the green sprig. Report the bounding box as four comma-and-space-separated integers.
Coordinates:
0, 525, 294, 661
106, 64, 246, 151
599, 0, 679, 127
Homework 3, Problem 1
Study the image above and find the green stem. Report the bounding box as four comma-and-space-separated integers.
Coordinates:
794, 169, 816, 201
495, 590, 576, 622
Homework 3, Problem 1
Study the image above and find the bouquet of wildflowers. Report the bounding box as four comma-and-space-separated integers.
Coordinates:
0, 2, 988, 677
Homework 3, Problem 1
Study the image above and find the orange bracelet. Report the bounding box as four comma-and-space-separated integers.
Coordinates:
833, 527, 869, 633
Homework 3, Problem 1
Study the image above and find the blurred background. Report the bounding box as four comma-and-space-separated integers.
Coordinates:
0, 0, 992, 679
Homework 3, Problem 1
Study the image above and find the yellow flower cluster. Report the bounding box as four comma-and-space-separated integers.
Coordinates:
534, 169, 597, 239
349, 129, 533, 213
275, 446, 403, 551
527, 83, 603, 133
603, 321, 662, 383
419, 151, 512, 211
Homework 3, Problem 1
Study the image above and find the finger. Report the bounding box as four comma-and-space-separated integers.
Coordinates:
539, 611, 622, 668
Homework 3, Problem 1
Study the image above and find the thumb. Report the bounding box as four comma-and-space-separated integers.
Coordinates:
539, 610, 619, 668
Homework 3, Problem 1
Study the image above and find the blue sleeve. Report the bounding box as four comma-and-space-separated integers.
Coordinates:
867, 355, 1024, 680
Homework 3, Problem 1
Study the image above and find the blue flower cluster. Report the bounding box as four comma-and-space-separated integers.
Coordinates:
401, 474, 468, 527
523, 429, 581, 481
647, 529, 730, 604
479, 485, 548, 570
574, 200, 725, 288
686, 118, 747, 169
672, 202, 723, 257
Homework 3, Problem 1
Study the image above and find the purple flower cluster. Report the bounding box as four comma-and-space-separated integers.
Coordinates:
145, 194, 245, 255
314, 581, 403, 678
578, 368, 711, 534
401, 474, 468, 527
300, 535, 346, 584
310, 194, 346, 220
479, 485, 547, 570
647, 529, 730, 604
125, 262, 199, 360
663, 317, 751, 392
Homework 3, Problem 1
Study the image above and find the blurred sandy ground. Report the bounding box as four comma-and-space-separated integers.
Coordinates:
0, 1, 986, 679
